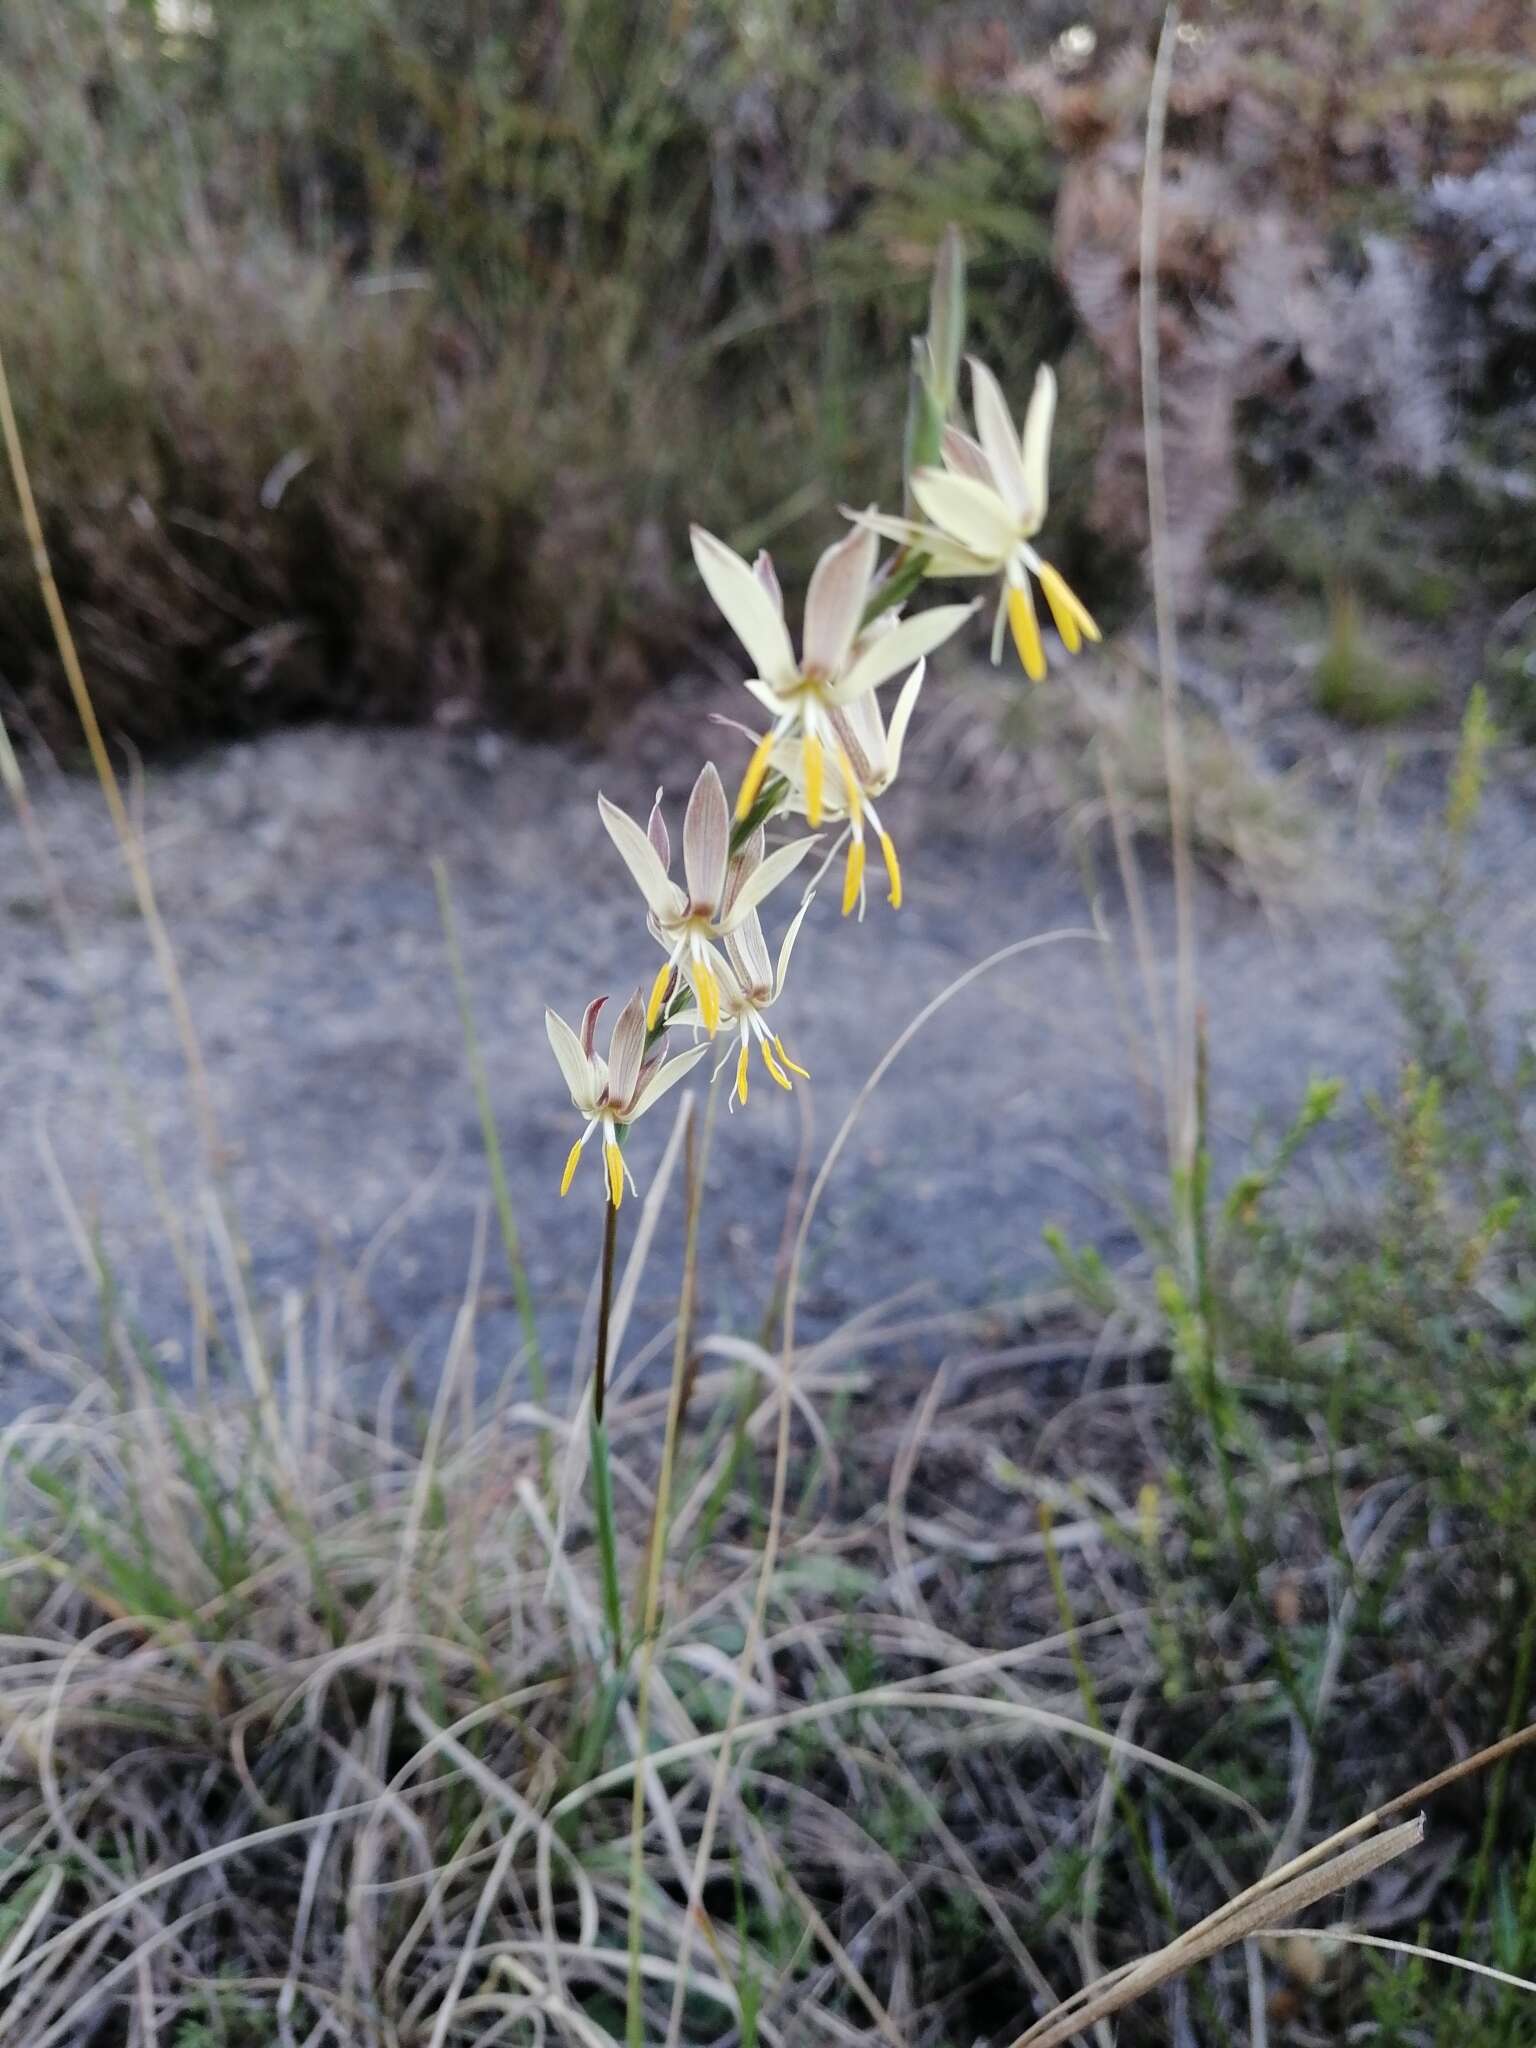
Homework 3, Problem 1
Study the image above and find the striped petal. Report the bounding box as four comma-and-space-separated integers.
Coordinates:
968, 356, 1030, 523
845, 506, 937, 549
629, 1041, 710, 1120
941, 424, 994, 486
719, 836, 818, 932
546, 1008, 593, 1106
803, 522, 877, 678
605, 989, 647, 1107
599, 793, 684, 921
682, 761, 730, 910
754, 548, 784, 616
829, 697, 881, 787
724, 907, 773, 997
579, 995, 607, 1058
883, 658, 926, 782
844, 504, 993, 577
1020, 365, 1056, 534
692, 526, 798, 690
910, 469, 1017, 562
831, 602, 977, 704
772, 891, 815, 999
646, 788, 670, 871
721, 826, 763, 922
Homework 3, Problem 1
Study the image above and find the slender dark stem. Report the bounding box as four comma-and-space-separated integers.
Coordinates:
593, 1192, 620, 1425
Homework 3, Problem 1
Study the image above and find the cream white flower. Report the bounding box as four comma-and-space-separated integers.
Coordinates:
715, 877, 813, 1108
690, 521, 975, 828
854, 357, 1099, 682
760, 657, 927, 917
598, 761, 816, 1037
546, 989, 708, 1206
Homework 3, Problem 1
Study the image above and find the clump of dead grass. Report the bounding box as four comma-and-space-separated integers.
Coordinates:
0, 1233, 1530, 2046
0, 0, 1080, 754
931, 653, 1318, 901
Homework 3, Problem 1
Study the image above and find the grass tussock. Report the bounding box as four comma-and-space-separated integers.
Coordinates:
1312, 587, 1442, 728
941, 658, 1318, 901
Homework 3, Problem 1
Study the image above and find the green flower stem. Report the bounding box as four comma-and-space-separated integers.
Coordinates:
587, 1414, 624, 1661
589, 1192, 625, 1657
624, 1074, 721, 2046
729, 772, 790, 856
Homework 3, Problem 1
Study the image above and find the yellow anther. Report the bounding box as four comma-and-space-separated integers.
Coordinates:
1007, 583, 1046, 683
878, 829, 903, 910
773, 1034, 809, 1080
735, 730, 776, 821
692, 956, 721, 1036
560, 1138, 585, 1196
735, 1038, 750, 1106
835, 744, 864, 826
802, 732, 825, 827
604, 1141, 625, 1209
1036, 563, 1082, 653
841, 836, 866, 918
646, 960, 673, 1030
1039, 561, 1100, 644
760, 1038, 793, 1090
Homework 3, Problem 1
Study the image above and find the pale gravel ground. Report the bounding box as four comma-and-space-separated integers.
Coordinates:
1, 673, 1530, 1412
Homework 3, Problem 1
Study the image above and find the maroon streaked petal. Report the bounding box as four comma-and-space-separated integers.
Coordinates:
682, 761, 730, 911
580, 995, 608, 1059
606, 989, 648, 1105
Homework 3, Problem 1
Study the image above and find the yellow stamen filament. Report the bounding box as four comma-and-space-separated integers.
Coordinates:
835, 745, 864, 827
773, 1034, 809, 1080
735, 1038, 750, 1106
560, 1138, 585, 1196
692, 956, 720, 1036
604, 1140, 625, 1209
735, 730, 776, 821
878, 829, 903, 910
1007, 583, 1046, 683
841, 836, 866, 917
1039, 561, 1100, 644
802, 733, 825, 827
646, 960, 673, 1030
760, 1038, 793, 1090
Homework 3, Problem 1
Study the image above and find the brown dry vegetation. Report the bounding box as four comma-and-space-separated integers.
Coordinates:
3, 0, 1536, 754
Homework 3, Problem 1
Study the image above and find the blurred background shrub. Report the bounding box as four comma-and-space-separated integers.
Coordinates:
0, 0, 1532, 749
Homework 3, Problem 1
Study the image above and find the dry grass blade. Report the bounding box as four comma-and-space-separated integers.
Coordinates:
1137, 0, 1199, 1191
0, 333, 221, 1170
1011, 1815, 1427, 2048
1259, 1928, 1536, 1997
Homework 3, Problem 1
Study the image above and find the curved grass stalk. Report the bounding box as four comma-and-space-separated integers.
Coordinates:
1254, 1928, 1536, 1998
432, 857, 548, 1464
0, 333, 221, 1173
1137, 1, 1199, 1206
